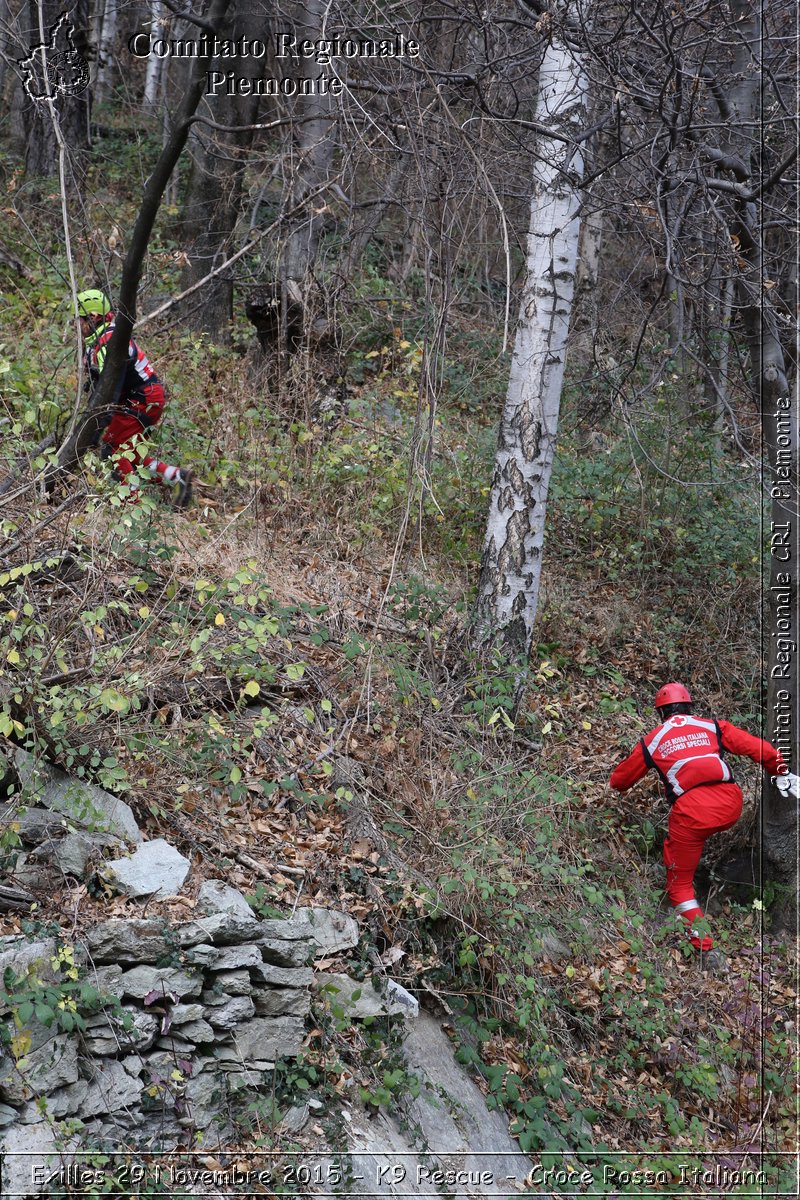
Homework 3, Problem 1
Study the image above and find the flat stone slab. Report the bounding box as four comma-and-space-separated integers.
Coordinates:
224, 1015, 305, 1063
315, 973, 419, 1019
0, 937, 57, 989
119, 965, 202, 1000
80, 1058, 142, 1118
250, 961, 314, 989
14, 747, 141, 844
177, 912, 261, 947
186, 943, 263, 971
205, 995, 255, 1029
85, 919, 170, 964
0, 1033, 78, 1103
291, 907, 359, 955
253, 986, 311, 1018
102, 838, 190, 898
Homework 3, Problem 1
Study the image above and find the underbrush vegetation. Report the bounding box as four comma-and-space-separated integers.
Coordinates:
0, 194, 793, 1191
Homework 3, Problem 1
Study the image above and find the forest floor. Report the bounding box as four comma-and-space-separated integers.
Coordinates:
0, 237, 797, 1193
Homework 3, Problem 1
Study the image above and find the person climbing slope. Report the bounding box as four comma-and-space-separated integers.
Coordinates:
609, 683, 797, 954
76, 288, 193, 506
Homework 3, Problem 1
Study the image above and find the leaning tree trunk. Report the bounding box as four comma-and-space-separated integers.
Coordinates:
471, 5, 590, 665
45, 0, 233, 487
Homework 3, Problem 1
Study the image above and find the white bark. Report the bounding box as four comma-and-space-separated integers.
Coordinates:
144, 2, 165, 109
472, 7, 589, 659
94, 0, 117, 103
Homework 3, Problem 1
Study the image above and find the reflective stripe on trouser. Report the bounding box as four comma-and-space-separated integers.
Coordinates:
663, 781, 743, 950
101, 412, 181, 488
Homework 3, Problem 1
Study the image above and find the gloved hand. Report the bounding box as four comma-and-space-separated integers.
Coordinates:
775, 773, 800, 799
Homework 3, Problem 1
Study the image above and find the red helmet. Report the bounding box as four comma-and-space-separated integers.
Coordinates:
654, 682, 692, 709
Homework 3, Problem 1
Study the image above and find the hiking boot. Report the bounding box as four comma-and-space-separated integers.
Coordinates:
174, 468, 193, 509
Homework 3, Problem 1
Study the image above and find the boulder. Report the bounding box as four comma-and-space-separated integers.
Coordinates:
315, 974, 419, 1020
170, 1003, 205, 1025
213, 969, 252, 996
197, 880, 256, 921
20, 1079, 89, 1122
85, 919, 170, 964
14, 747, 141, 843
83, 1007, 160, 1056
102, 838, 190, 898
176, 1018, 215, 1043
0, 805, 66, 843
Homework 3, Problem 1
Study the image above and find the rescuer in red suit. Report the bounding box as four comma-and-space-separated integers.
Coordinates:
610, 683, 790, 953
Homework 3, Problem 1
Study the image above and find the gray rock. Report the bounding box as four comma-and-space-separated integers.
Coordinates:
0, 1032, 78, 1102
205, 995, 255, 1029
197, 880, 257, 921
177, 1019, 215, 1043
259, 937, 312, 968
170, 1003, 205, 1025
83, 1007, 160, 1055
279, 1103, 310, 1134
535, 931, 570, 964
223, 1015, 304, 1063
185, 1071, 226, 1128
29, 830, 120, 877
186, 943, 263, 971
14, 747, 141, 843
80, 1058, 142, 1118
292, 908, 360, 955
0, 1101, 18, 1125
0, 937, 57, 988
102, 838, 190, 898
119, 965, 202, 1000
0, 1121, 65, 1198
87, 963, 124, 999
252, 986, 312, 1018
214, 969, 252, 996
315, 974, 419, 1019
20, 1079, 89, 1122
249, 961, 313, 989
1, 804, 66, 843
85, 918, 170, 964
177, 912, 265, 947
257, 917, 313, 941
155, 1036, 197, 1054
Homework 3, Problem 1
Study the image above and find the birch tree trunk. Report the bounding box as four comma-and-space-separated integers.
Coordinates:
471, 5, 589, 663
94, 0, 117, 104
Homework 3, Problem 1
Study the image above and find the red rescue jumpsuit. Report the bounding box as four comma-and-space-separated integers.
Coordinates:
85, 320, 181, 491
610, 715, 784, 949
